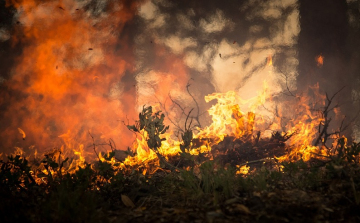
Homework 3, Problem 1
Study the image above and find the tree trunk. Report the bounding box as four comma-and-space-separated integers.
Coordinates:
298, 0, 354, 140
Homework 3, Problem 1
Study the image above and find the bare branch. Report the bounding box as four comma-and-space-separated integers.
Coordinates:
88, 131, 100, 160
186, 79, 202, 128
184, 108, 194, 131
158, 96, 184, 133
278, 68, 297, 98
314, 86, 348, 146
168, 93, 187, 116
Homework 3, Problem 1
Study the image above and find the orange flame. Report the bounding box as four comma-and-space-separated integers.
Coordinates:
124, 80, 344, 170
2, 0, 142, 157
316, 54, 324, 67
2, 1, 347, 175
195, 82, 268, 144
266, 54, 273, 66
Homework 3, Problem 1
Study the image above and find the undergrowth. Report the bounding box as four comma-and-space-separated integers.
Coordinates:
1, 106, 360, 222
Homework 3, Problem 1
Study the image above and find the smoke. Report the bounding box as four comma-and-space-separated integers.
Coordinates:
134, 0, 299, 130
2, 0, 357, 158
0, 0, 142, 155
0, 0, 300, 155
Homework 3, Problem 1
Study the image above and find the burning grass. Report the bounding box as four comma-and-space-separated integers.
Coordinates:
1, 87, 360, 222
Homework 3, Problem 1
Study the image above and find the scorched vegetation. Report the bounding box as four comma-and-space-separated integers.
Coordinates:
1, 87, 360, 223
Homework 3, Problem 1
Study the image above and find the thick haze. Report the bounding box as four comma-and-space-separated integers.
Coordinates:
0, 0, 358, 156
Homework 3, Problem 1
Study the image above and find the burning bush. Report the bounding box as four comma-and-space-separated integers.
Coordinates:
1, 85, 360, 222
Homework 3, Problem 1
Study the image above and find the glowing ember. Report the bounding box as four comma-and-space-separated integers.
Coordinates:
316, 54, 324, 67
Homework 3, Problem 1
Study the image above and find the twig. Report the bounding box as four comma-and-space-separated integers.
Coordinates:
314, 86, 346, 146
88, 131, 100, 160
165, 87, 201, 132
155, 151, 181, 172
160, 96, 184, 133
339, 109, 360, 137
278, 69, 297, 98
108, 138, 116, 151
238, 157, 275, 167
184, 108, 194, 131
168, 93, 187, 117
309, 151, 331, 159
186, 79, 202, 128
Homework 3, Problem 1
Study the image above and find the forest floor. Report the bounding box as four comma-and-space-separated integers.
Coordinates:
1, 135, 360, 223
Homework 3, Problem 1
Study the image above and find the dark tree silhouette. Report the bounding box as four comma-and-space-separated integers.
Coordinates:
298, 0, 357, 140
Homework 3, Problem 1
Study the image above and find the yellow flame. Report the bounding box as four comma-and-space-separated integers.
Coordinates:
9, 78, 347, 178
266, 54, 273, 66
236, 165, 250, 175
194, 83, 268, 144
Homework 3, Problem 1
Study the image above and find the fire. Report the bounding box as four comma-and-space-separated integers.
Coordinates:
236, 165, 250, 175
195, 82, 268, 144
120, 80, 340, 171
316, 54, 324, 67
124, 82, 269, 169
266, 54, 273, 66
2, 73, 348, 180
123, 130, 180, 168
100, 77, 338, 175
121, 80, 308, 169
17, 128, 26, 140
1, 0, 141, 156
1, 1, 348, 177
1, 48, 340, 176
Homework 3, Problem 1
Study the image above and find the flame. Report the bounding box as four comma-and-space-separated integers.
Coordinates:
122, 82, 270, 169
1, 1, 347, 175
316, 54, 324, 67
266, 54, 273, 66
2, 0, 141, 157
120, 81, 336, 170
2, 0, 192, 171
18, 128, 26, 139
195, 82, 268, 144
236, 165, 250, 175
3, 75, 349, 180
274, 84, 329, 161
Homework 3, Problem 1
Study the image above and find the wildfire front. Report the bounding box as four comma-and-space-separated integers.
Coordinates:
0, 0, 360, 222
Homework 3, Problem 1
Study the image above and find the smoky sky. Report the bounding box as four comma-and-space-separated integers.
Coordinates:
0, 0, 358, 156
135, 0, 299, 118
